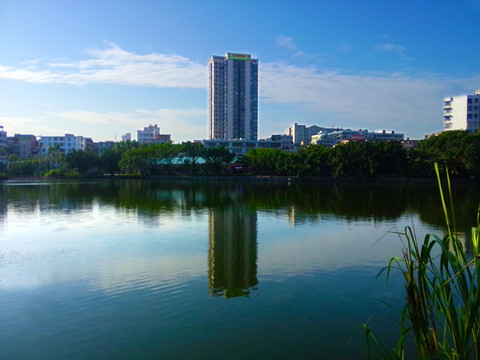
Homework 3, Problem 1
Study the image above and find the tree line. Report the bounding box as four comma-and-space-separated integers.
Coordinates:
1, 130, 480, 179
247, 130, 480, 179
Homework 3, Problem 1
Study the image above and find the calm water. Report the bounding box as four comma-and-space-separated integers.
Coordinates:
0, 179, 479, 360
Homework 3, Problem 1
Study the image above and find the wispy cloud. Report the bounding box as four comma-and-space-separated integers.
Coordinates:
275, 35, 306, 58
0, 43, 205, 88
260, 62, 480, 136
276, 35, 298, 51
375, 43, 407, 57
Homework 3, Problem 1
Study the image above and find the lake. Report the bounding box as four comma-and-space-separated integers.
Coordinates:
0, 179, 478, 359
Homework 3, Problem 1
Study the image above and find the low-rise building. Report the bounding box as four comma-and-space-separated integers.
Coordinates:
0, 126, 7, 149
262, 134, 294, 151
312, 129, 404, 147
286, 123, 326, 145
7, 134, 39, 158
94, 141, 115, 154
202, 138, 285, 156
39, 134, 91, 156
137, 124, 171, 144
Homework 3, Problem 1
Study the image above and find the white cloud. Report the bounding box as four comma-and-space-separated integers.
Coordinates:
260, 62, 480, 136
0, 43, 206, 88
2, 44, 480, 139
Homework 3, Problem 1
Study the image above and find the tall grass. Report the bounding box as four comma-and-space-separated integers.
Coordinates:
365, 164, 480, 359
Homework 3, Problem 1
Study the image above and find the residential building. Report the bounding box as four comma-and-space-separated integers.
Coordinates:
0, 126, 6, 149
137, 124, 171, 144
7, 134, 39, 158
208, 53, 258, 141
94, 141, 115, 154
121, 133, 131, 141
286, 123, 341, 145
0, 126, 7, 165
263, 134, 294, 151
312, 129, 404, 147
402, 138, 420, 149
39, 134, 90, 156
443, 90, 480, 132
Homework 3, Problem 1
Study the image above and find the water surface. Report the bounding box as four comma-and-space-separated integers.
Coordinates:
0, 180, 478, 359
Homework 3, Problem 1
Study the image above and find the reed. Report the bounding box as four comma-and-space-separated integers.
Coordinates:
365, 163, 480, 359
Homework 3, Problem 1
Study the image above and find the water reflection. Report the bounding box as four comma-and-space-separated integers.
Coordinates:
1, 179, 480, 231
208, 206, 258, 298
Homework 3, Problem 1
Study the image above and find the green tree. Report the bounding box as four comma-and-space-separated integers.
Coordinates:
295, 145, 332, 176
65, 150, 99, 175
416, 130, 477, 177
98, 149, 121, 176
203, 146, 234, 174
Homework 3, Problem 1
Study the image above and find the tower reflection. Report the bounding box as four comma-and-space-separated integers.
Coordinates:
208, 205, 258, 298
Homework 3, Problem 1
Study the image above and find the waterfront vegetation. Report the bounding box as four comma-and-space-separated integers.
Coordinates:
365, 165, 480, 359
1, 130, 480, 179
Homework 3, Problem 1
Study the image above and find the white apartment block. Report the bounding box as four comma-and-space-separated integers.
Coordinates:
137, 124, 171, 144
443, 90, 480, 132
312, 129, 403, 147
39, 134, 89, 156
286, 123, 341, 145
138, 124, 160, 143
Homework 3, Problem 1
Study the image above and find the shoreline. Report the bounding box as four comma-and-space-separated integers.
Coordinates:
1, 174, 475, 184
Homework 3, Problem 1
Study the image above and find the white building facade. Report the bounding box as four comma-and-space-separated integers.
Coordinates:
208, 53, 258, 141
39, 134, 89, 156
312, 129, 404, 147
286, 123, 342, 145
443, 90, 480, 132
137, 124, 171, 144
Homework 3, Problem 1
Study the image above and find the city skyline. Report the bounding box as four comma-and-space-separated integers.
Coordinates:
1, 1, 480, 142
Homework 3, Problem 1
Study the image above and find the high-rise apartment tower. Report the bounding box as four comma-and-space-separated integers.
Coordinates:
208, 53, 258, 140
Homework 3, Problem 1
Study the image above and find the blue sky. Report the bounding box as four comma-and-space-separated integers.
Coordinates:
1, 0, 479, 142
